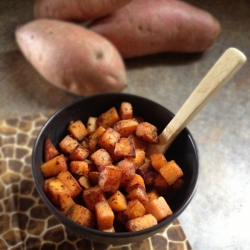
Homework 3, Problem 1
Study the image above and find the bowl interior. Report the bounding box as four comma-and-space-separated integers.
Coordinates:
32, 93, 199, 244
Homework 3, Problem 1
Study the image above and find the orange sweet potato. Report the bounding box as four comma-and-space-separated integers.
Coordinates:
89, 0, 221, 58
15, 19, 127, 96
34, 0, 132, 21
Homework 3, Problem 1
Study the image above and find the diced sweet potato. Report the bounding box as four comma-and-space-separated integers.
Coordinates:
88, 171, 100, 186
154, 173, 170, 195
57, 170, 82, 198
59, 135, 79, 154
78, 175, 91, 189
145, 196, 173, 222
137, 161, 158, 189
129, 134, 147, 150
88, 126, 106, 151
135, 122, 159, 144
98, 165, 122, 193
126, 148, 145, 169
150, 152, 168, 172
123, 199, 147, 220
69, 160, 89, 176
83, 185, 106, 211
86, 117, 98, 135
116, 158, 135, 186
107, 190, 127, 212
119, 102, 133, 120
68, 120, 88, 141
45, 178, 75, 215
114, 137, 135, 157
44, 135, 59, 162
116, 211, 128, 225
125, 174, 146, 192
69, 145, 89, 161
98, 127, 120, 150
159, 160, 183, 185
126, 184, 149, 205
90, 148, 113, 171
126, 214, 157, 232
67, 203, 95, 228
41, 154, 67, 178
147, 189, 160, 202
95, 201, 115, 231
98, 107, 120, 129
113, 118, 138, 137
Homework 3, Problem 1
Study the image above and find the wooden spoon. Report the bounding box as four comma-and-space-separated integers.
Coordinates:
146, 48, 247, 156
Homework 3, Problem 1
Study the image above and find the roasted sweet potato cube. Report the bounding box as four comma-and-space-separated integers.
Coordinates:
57, 170, 82, 198
78, 175, 91, 189
68, 203, 95, 228
125, 174, 146, 193
69, 145, 89, 161
159, 160, 183, 185
123, 199, 147, 220
150, 153, 168, 172
107, 190, 128, 212
44, 135, 59, 162
88, 126, 106, 151
45, 178, 75, 215
41, 154, 67, 178
113, 118, 138, 137
145, 196, 173, 222
98, 107, 120, 129
119, 102, 133, 120
83, 185, 106, 212
59, 135, 79, 154
128, 134, 148, 150
147, 189, 160, 202
126, 214, 157, 232
95, 201, 115, 231
43, 177, 56, 195
86, 117, 98, 135
68, 120, 88, 141
116, 211, 128, 225
90, 148, 113, 171
81, 137, 90, 150
98, 127, 120, 150
116, 159, 135, 186
88, 171, 100, 186
126, 148, 145, 169
137, 161, 158, 189
99, 165, 122, 193
154, 173, 170, 195
135, 122, 159, 144
114, 137, 135, 157
126, 184, 149, 205
69, 160, 89, 176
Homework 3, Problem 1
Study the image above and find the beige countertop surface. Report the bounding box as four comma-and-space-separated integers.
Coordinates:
1, 0, 250, 249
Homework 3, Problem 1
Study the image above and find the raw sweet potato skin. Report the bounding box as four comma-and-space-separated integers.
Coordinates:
34, 0, 132, 21
89, 0, 221, 58
15, 19, 127, 96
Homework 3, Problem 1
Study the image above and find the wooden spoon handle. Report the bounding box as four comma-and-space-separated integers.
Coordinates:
146, 48, 247, 156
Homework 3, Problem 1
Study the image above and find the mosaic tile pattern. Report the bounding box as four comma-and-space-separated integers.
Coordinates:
0, 113, 192, 250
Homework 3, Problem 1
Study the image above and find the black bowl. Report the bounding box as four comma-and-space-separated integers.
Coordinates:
32, 93, 199, 245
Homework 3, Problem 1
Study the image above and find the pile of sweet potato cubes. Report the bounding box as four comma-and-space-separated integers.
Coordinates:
40, 102, 184, 232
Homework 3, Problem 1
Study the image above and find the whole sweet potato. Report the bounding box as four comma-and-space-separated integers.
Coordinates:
34, 0, 131, 21
15, 19, 127, 96
89, 0, 221, 58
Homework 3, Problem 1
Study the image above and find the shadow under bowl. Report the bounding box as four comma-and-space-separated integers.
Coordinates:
32, 93, 199, 245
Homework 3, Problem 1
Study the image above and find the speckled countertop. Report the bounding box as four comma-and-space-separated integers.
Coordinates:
1, 1, 250, 249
